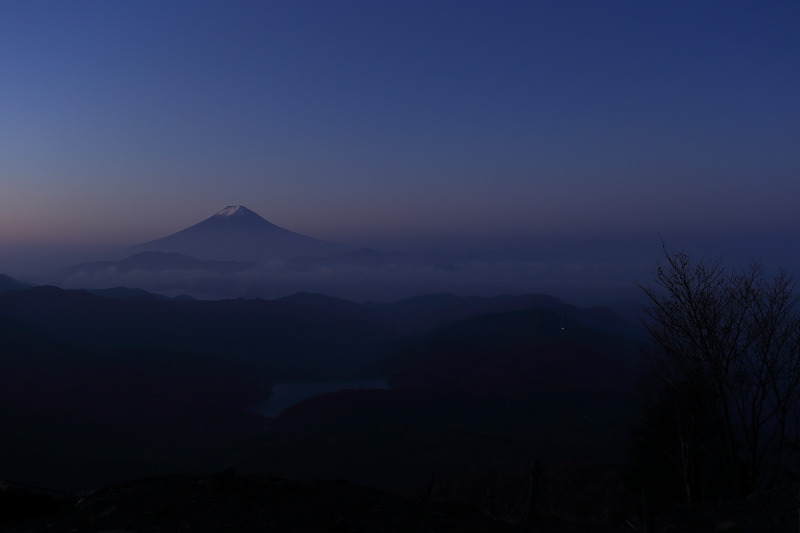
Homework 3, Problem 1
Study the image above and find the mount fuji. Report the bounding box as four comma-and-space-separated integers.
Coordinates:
127, 206, 348, 262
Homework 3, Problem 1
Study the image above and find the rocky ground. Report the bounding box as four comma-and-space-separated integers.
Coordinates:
5, 471, 797, 532
0, 470, 635, 533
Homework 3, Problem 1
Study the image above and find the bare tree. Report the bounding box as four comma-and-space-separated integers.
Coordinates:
640, 245, 800, 501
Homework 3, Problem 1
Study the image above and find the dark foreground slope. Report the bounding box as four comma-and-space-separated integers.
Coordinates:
1, 285, 648, 526
384, 308, 642, 393
0, 285, 395, 380
0, 286, 394, 490
1, 472, 550, 533
213, 305, 645, 518
219, 388, 638, 520
0, 274, 30, 293
0, 312, 266, 490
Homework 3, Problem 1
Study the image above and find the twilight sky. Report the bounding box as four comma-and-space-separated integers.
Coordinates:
1, 1, 799, 260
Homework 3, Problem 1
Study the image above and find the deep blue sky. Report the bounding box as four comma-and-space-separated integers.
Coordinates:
2, 1, 799, 255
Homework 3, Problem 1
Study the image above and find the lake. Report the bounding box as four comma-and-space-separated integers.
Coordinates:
252, 379, 389, 417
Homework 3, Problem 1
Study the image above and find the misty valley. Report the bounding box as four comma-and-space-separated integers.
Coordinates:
2, 208, 799, 532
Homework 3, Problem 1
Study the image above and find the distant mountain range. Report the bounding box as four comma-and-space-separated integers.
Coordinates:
0, 282, 644, 387
0, 282, 644, 492
0, 273, 31, 293
42, 205, 646, 305
0, 285, 393, 381
126, 205, 347, 262
383, 308, 642, 394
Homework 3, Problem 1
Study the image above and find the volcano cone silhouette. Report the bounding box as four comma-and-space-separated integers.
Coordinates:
129, 206, 346, 262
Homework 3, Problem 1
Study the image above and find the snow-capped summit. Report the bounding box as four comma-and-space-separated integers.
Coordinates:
215, 205, 251, 217
127, 206, 348, 262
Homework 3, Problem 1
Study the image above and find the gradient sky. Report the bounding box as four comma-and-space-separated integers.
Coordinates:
2, 1, 799, 255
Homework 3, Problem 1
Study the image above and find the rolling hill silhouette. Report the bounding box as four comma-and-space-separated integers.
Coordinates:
0, 286, 394, 381
383, 308, 642, 393
0, 273, 31, 293
0, 283, 645, 498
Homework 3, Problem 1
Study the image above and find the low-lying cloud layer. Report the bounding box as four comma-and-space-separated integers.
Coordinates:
54, 255, 647, 306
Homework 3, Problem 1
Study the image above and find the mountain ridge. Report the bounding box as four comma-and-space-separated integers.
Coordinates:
0, 273, 31, 293
126, 205, 348, 262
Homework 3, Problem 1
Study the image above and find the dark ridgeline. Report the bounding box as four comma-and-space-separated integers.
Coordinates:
383, 308, 641, 394
0, 282, 648, 530
361, 292, 644, 338
0, 273, 31, 293
0, 284, 395, 493
0, 285, 395, 381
